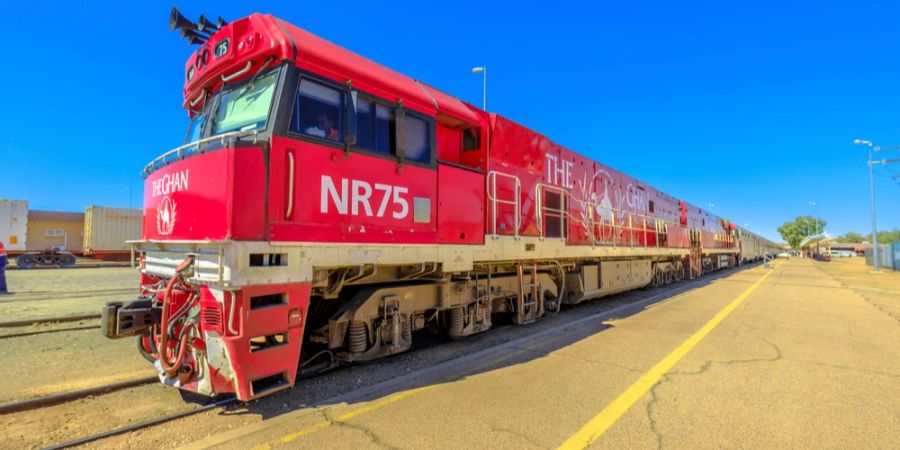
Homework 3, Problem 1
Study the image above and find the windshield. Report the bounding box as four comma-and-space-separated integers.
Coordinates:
213, 70, 279, 134
184, 114, 206, 144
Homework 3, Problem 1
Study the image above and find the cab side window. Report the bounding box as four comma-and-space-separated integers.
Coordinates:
356, 100, 375, 150
462, 128, 479, 151
292, 79, 342, 142
355, 100, 396, 155
375, 104, 395, 154
404, 114, 431, 164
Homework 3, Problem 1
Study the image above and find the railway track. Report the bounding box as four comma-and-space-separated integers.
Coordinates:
0, 314, 102, 340
0, 375, 233, 450
7, 262, 131, 271
3, 287, 136, 303
0, 314, 101, 328
44, 396, 238, 449
0, 324, 100, 340
27, 354, 351, 449
0, 376, 158, 415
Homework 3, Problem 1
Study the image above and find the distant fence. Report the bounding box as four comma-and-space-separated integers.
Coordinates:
865, 243, 899, 270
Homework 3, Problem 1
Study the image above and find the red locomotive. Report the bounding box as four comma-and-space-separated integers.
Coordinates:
102, 8, 780, 401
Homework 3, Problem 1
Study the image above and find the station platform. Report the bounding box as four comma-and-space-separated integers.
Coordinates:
185, 258, 900, 450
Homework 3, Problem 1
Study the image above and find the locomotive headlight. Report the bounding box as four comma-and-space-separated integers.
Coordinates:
186, 66, 195, 81
214, 39, 229, 59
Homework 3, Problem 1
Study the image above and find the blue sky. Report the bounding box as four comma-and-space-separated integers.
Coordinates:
2, 1, 898, 242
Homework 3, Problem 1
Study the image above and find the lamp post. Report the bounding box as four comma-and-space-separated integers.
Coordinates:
854, 139, 881, 271
472, 66, 486, 110
809, 201, 818, 234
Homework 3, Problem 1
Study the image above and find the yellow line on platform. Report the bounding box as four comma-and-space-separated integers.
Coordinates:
557, 264, 777, 450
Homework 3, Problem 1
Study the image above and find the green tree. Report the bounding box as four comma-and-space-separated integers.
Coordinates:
837, 231, 865, 243
777, 216, 828, 249
876, 228, 900, 244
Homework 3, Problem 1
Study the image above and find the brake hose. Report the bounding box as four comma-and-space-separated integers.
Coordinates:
158, 256, 195, 377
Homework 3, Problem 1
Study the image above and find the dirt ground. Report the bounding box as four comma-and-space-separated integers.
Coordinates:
1, 267, 138, 321
0, 327, 153, 404
0, 267, 152, 403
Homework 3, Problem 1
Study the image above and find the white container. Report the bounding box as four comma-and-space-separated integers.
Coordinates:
0, 200, 28, 251
83, 206, 143, 254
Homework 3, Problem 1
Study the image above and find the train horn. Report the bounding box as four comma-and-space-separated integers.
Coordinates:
180, 28, 209, 43
169, 6, 199, 32
217, 16, 228, 28
197, 14, 219, 33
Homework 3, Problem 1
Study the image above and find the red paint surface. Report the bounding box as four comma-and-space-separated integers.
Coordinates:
268, 137, 438, 243
142, 147, 266, 241
199, 283, 311, 400
437, 164, 484, 244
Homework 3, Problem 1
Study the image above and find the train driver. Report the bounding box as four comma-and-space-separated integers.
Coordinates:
305, 113, 339, 141
0, 240, 8, 295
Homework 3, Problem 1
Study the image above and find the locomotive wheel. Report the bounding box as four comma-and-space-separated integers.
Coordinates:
58, 253, 77, 268
15, 254, 36, 269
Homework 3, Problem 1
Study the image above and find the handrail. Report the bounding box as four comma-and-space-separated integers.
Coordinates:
533, 183, 568, 241
142, 130, 259, 177
189, 88, 208, 108
486, 171, 521, 238
533, 183, 696, 248
221, 61, 252, 82
285, 151, 295, 219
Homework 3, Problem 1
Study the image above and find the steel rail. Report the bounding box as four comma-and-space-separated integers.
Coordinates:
0, 376, 159, 415
0, 314, 101, 328
2, 287, 134, 296
0, 325, 100, 340
2, 288, 136, 303
7, 262, 131, 271
43, 397, 237, 450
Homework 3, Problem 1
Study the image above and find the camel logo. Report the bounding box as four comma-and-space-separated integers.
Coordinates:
156, 196, 177, 236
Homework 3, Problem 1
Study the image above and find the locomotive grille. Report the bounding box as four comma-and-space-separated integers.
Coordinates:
201, 305, 223, 332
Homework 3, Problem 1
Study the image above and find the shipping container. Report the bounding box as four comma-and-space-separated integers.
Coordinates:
83, 206, 143, 255
0, 200, 28, 251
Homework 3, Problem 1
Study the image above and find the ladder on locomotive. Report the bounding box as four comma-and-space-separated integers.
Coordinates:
514, 262, 543, 324
486, 171, 521, 238
689, 228, 703, 279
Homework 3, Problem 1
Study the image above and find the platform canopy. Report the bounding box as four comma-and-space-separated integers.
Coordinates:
799, 232, 831, 249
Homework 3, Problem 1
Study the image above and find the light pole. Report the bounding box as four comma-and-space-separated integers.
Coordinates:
854, 139, 881, 271
809, 201, 818, 234
472, 66, 486, 110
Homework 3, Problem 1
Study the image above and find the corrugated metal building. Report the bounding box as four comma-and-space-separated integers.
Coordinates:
26, 210, 85, 252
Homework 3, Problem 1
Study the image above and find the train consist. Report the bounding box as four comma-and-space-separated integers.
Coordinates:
101, 9, 781, 401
